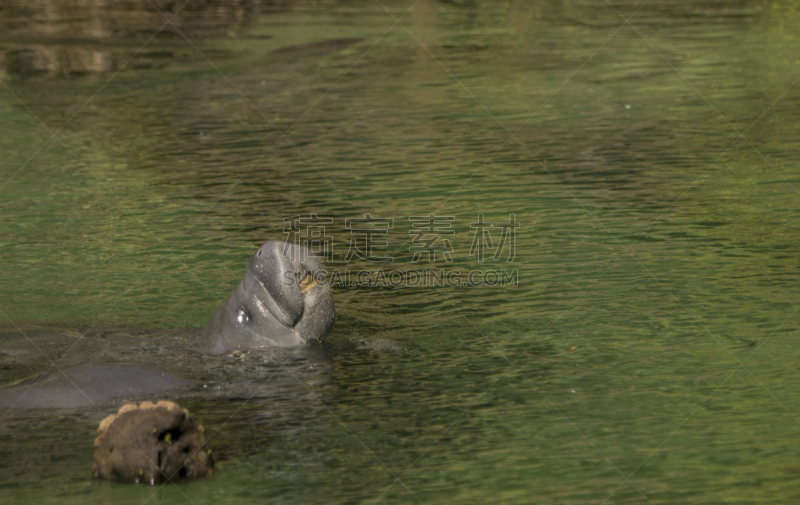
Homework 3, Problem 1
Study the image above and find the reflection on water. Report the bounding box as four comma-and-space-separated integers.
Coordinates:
2, 0, 800, 503
0, 0, 277, 79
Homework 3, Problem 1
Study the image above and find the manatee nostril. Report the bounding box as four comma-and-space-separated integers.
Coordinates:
236, 309, 251, 324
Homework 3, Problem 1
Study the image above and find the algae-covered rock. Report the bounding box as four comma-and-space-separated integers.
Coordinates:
91, 400, 214, 484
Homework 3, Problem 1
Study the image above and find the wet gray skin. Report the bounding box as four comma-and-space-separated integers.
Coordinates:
0, 363, 195, 409
0, 241, 335, 409
201, 241, 335, 355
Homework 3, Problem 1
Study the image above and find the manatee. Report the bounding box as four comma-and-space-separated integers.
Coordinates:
201, 241, 335, 355
0, 363, 196, 409
0, 241, 335, 409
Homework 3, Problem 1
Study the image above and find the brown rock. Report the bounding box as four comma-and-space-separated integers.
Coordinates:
91, 400, 214, 484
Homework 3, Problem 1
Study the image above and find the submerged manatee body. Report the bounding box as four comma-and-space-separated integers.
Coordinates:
0, 241, 335, 409
0, 363, 195, 409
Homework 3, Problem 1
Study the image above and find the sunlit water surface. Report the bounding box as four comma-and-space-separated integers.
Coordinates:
2, 0, 800, 503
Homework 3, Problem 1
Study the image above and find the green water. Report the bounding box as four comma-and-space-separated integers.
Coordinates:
2, 0, 800, 503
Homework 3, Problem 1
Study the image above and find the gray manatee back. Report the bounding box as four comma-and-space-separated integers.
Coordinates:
0, 363, 196, 409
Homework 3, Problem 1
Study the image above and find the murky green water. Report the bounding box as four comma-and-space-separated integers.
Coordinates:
2, 0, 800, 503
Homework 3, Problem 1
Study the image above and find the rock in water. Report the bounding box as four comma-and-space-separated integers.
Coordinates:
91, 400, 214, 484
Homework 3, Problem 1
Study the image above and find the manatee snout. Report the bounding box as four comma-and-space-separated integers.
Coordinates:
283, 265, 327, 292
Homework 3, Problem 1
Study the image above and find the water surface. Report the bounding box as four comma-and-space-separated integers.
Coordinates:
2, 0, 800, 503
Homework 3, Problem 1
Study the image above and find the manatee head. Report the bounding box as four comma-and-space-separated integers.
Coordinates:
202, 241, 334, 355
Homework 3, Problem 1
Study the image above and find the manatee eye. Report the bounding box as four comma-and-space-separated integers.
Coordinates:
236, 309, 251, 324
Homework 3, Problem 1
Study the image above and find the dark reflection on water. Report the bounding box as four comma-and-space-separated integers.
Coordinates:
0, 0, 272, 79
2, 0, 800, 503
